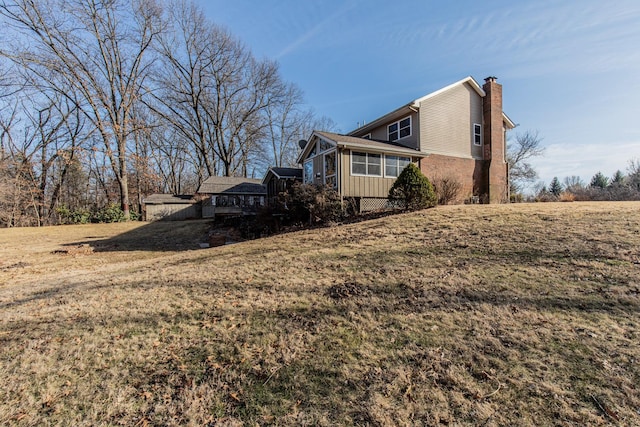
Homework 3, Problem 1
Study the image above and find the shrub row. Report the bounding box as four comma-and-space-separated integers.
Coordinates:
56, 204, 139, 224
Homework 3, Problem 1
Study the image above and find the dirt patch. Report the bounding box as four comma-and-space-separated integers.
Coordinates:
52, 244, 94, 256
327, 282, 372, 299
0, 261, 30, 270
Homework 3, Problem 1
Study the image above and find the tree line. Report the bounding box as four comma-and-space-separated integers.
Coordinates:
534, 161, 640, 202
507, 131, 640, 202
0, 0, 334, 227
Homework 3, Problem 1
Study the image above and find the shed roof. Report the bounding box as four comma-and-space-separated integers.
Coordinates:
262, 167, 303, 184
143, 194, 196, 205
270, 167, 303, 179
198, 176, 267, 195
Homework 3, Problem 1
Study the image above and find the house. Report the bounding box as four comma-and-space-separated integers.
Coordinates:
297, 76, 515, 209
297, 131, 426, 212
197, 176, 267, 219
143, 194, 200, 221
262, 167, 303, 206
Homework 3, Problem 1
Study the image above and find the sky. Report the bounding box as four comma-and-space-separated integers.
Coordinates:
195, 0, 640, 189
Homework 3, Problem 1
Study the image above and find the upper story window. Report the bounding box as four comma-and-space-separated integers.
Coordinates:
319, 139, 333, 152
388, 116, 411, 141
473, 123, 482, 146
362, 133, 371, 140
351, 151, 382, 176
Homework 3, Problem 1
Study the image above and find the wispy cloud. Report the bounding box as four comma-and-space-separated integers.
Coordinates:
276, 1, 359, 59
385, 1, 640, 78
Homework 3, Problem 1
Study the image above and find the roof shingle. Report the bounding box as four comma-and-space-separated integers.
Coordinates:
197, 176, 266, 195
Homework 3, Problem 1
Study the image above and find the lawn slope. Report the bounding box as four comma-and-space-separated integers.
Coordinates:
1, 202, 639, 426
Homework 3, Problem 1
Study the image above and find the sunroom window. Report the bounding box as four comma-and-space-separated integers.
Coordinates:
385, 155, 411, 178
303, 159, 313, 184
324, 151, 336, 188
351, 151, 381, 176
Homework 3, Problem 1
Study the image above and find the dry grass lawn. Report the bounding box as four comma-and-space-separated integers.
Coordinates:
1, 202, 639, 426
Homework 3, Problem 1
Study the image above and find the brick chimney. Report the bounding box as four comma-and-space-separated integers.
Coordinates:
482, 76, 508, 203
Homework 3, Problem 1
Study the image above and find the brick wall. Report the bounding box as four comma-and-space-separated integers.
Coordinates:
420, 155, 486, 203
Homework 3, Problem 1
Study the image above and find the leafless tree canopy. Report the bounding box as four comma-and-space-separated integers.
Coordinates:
507, 130, 545, 193
0, 0, 331, 226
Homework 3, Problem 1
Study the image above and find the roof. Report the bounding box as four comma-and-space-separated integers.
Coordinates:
304, 131, 425, 160
347, 76, 516, 135
269, 167, 303, 179
143, 194, 196, 205
197, 176, 266, 195
502, 112, 516, 129
411, 76, 484, 106
261, 167, 303, 184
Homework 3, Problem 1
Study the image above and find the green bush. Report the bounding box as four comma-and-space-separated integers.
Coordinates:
56, 205, 91, 224
91, 204, 127, 223
388, 163, 437, 210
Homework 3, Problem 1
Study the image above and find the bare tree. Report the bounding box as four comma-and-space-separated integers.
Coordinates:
0, 0, 163, 219
150, 1, 285, 179
148, 126, 198, 194
627, 159, 640, 192
48, 135, 91, 220
263, 82, 310, 167
507, 130, 545, 194
563, 175, 584, 192
148, 0, 218, 183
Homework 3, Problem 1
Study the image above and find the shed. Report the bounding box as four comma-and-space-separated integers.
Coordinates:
262, 167, 303, 206
197, 176, 267, 219
143, 194, 200, 221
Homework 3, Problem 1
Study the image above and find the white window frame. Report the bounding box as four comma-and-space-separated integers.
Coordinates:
473, 123, 482, 146
384, 155, 411, 178
362, 133, 371, 140
351, 151, 382, 177
388, 116, 412, 141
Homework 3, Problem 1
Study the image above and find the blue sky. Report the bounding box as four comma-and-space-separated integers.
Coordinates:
196, 0, 640, 189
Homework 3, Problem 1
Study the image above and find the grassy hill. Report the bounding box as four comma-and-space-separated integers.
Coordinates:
1, 202, 639, 426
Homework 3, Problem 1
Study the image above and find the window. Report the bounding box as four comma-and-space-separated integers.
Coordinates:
385, 155, 411, 178
362, 133, 371, 139
388, 116, 411, 141
319, 139, 333, 152
303, 159, 313, 184
351, 151, 382, 176
473, 123, 482, 146
324, 151, 336, 188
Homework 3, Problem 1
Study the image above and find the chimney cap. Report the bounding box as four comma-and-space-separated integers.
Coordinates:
484, 76, 498, 83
